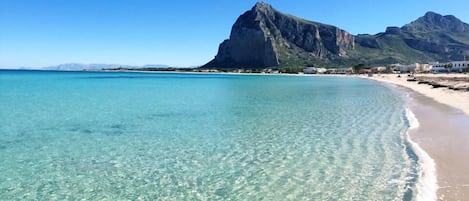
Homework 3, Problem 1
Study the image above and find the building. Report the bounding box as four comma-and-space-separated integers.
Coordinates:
430, 62, 449, 73
303, 67, 327, 74
415, 63, 432, 73
395, 63, 416, 73
336, 67, 353, 74
326, 67, 353, 74
449, 61, 469, 72
359, 68, 372, 74
431, 61, 469, 73
315, 68, 327, 74
263, 68, 280, 74
371, 66, 387, 73
389, 64, 400, 73
303, 67, 317, 74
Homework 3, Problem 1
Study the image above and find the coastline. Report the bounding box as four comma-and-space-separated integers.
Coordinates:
365, 74, 469, 201
4, 69, 468, 199
109, 70, 469, 200
365, 74, 469, 116
96, 70, 469, 200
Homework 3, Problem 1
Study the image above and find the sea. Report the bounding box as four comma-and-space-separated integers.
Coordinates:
0, 70, 428, 200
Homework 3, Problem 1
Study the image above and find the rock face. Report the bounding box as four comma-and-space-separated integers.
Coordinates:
203, 2, 355, 68
204, 3, 469, 68
206, 3, 280, 68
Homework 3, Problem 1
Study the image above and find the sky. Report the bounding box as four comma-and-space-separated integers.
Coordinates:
1, 0, 468, 68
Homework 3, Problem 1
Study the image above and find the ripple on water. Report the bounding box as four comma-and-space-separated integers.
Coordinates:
0, 72, 418, 200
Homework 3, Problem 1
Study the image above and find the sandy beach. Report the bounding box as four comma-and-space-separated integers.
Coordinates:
366, 74, 469, 201
366, 74, 469, 116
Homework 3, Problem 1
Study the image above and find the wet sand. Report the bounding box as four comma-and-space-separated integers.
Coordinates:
406, 90, 469, 201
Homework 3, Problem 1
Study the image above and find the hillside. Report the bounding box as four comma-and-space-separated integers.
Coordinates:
203, 2, 469, 68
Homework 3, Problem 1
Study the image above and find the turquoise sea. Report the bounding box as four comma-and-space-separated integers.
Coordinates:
0, 70, 419, 200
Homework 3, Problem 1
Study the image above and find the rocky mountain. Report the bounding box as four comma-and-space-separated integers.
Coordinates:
203, 2, 469, 68
354, 11, 469, 65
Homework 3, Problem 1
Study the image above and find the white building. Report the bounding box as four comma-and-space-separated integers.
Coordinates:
303, 67, 317, 74
303, 67, 327, 74
449, 61, 469, 72
396, 63, 417, 73
316, 68, 328, 74
415, 63, 432, 73
431, 61, 469, 73
431, 62, 449, 73
371, 66, 387, 73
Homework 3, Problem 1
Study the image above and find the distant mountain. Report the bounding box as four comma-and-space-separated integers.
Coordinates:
41, 63, 179, 71
44, 63, 125, 71
203, 2, 469, 68
142, 64, 170, 68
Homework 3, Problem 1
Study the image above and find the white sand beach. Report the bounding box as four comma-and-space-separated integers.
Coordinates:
365, 74, 469, 201
366, 74, 469, 116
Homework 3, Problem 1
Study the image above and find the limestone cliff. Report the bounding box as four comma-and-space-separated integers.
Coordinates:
203, 3, 469, 68
203, 2, 355, 68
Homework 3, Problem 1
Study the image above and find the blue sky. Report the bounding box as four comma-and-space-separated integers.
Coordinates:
1, 0, 468, 68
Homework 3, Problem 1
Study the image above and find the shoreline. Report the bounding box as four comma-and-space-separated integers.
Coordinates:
106, 70, 469, 200
365, 74, 469, 201
365, 74, 469, 116
405, 108, 437, 201
5, 69, 468, 199
97, 70, 469, 200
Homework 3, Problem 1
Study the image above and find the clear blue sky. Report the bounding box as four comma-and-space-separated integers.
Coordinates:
1, 0, 468, 68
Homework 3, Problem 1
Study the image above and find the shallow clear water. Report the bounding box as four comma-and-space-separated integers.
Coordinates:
0, 70, 417, 200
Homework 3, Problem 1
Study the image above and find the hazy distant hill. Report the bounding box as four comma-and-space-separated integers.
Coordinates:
42, 63, 175, 71
42, 63, 135, 71
203, 2, 469, 68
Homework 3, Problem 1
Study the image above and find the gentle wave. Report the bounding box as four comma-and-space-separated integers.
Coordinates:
405, 108, 438, 201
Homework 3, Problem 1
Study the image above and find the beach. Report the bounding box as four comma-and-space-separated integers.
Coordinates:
366, 74, 469, 116
366, 74, 469, 201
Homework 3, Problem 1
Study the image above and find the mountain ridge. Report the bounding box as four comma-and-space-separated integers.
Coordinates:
203, 3, 469, 68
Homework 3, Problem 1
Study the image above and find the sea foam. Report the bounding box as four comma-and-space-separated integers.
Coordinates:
405, 108, 438, 201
